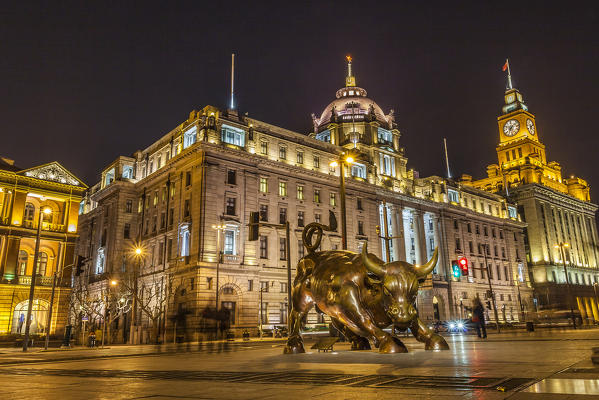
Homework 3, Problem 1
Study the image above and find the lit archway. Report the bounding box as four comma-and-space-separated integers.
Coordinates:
12, 299, 49, 335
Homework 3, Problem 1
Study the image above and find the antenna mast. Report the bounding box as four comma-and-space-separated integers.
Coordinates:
230, 53, 235, 109
444, 138, 451, 179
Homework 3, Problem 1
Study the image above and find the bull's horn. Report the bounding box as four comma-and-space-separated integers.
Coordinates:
414, 247, 438, 277
361, 243, 386, 277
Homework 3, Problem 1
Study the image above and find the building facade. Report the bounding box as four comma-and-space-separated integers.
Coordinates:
75, 60, 533, 343
463, 76, 599, 322
0, 157, 86, 337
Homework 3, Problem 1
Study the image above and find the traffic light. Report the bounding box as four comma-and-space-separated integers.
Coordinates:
75, 255, 86, 276
248, 211, 259, 241
451, 260, 461, 280
458, 256, 469, 276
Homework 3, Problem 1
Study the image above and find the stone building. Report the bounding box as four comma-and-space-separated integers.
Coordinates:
462, 71, 599, 322
75, 59, 532, 343
0, 157, 86, 336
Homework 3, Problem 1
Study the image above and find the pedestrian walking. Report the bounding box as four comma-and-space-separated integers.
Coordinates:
472, 298, 487, 339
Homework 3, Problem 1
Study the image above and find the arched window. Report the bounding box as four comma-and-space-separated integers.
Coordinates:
23, 203, 35, 222
18, 251, 28, 276
37, 252, 48, 276
42, 209, 52, 223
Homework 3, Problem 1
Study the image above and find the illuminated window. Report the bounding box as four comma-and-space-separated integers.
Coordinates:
224, 229, 236, 255
313, 156, 320, 168
260, 178, 268, 193
330, 193, 336, 207
18, 251, 27, 276
179, 225, 190, 257
351, 163, 366, 179
96, 248, 105, 274
508, 206, 518, 219
260, 141, 268, 155
377, 128, 393, 144
447, 189, 460, 204
314, 189, 321, 203
278, 181, 287, 197
279, 146, 287, 160
183, 126, 197, 148
296, 151, 304, 164
315, 130, 331, 143
297, 185, 304, 200
379, 154, 395, 176
23, 203, 35, 222
221, 124, 245, 147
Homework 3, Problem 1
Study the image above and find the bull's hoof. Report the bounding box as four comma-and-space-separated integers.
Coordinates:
379, 335, 408, 354
283, 336, 305, 354
425, 334, 450, 350
351, 337, 371, 351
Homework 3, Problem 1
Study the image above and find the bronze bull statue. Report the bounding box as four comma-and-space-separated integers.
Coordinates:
284, 224, 449, 354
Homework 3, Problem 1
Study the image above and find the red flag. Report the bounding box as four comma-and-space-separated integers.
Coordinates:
502, 60, 509, 72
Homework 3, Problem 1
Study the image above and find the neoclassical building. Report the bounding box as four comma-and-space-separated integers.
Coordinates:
462, 75, 599, 322
0, 157, 86, 336
75, 59, 532, 343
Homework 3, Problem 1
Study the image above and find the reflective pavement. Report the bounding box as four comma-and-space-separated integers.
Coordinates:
0, 328, 597, 399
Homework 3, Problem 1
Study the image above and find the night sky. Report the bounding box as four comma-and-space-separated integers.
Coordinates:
2, 2, 598, 197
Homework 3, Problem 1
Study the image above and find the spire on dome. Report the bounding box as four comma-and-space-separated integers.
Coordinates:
345, 55, 356, 87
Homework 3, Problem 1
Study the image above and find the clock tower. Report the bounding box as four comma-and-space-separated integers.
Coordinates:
464, 61, 591, 202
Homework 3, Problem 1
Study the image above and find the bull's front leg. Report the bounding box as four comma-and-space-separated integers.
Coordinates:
284, 309, 307, 354
338, 286, 408, 354
410, 317, 449, 350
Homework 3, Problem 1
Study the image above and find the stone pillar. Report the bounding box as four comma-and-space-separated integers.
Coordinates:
590, 297, 599, 322
584, 297, 594, 324
391, 204, 405, 262
10, 190, 27, 226
576, 297, 588, 324
2, 236, 20, 281
414, 211, 427, 265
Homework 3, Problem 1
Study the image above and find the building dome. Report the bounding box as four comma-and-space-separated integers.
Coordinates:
312, 57, 394, 133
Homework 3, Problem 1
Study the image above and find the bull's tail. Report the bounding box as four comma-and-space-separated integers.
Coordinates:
301, 222, 329, 254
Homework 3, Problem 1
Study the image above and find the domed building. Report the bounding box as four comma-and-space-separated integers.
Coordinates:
310, 57, 410, 194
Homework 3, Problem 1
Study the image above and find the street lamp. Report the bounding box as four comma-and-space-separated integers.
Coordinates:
130, 246, 143, 343
330, 154, 354, 250
480, 243, 501, 333
101, 279, 118, 348
23, 206, 52, 352
212, 224, 226, 312
554, 242, 576, 329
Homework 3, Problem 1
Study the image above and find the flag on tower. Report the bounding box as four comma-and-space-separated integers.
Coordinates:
502, 60, 509, 72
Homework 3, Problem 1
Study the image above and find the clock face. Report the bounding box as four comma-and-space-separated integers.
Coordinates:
503, 119, 520, 137
526, 118, 535, 135
507, 95, 515, 103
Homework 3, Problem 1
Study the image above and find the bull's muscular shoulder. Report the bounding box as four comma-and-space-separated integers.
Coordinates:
307, 250, 365, 279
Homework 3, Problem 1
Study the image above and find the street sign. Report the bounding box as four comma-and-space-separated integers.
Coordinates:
82, 316, 89, 321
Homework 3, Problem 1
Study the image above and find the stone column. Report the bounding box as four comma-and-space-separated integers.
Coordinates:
392, 205, 406, 262
590, 297, 599, 322
2, 236, 20, 281
414, 211, 427, 265
584, 297, 594, 324
576, 297, 588, 324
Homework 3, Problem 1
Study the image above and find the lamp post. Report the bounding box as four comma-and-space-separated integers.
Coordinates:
212, 224, 226, 312
555, 242, 576, 329
480, 243, 501, 333
259, 286, 268, 337
330, 155, 354, 250
130, 247, 143, 344
101, 279, 118, 348
23, 206, 52, 352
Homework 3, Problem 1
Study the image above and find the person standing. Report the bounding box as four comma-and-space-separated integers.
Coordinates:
472, 298, 487, 339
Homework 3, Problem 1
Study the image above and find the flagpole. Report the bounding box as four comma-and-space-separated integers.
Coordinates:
506, 58, 513, 89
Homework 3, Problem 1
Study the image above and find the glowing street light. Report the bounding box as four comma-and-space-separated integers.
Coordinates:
555, 242, 576, 328
330, 154, 355, 250
23, 206, 52, 351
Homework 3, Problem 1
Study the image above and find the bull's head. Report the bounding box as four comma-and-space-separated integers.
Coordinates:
362, 243, 438, 324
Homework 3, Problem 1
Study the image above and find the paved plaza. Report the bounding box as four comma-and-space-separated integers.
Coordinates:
0, 329, 597, 399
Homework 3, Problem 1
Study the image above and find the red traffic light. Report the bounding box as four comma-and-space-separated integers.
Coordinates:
458, 256, 469, 275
